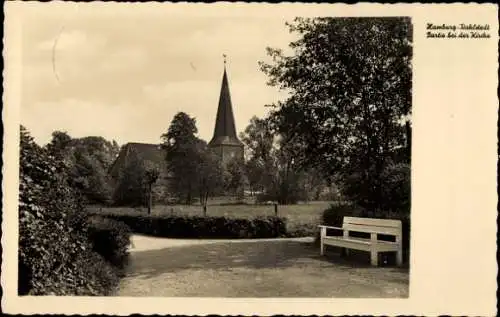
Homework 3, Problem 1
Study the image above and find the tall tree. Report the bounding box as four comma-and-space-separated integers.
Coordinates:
224, 156, 247, 200
195, 146, 224, 215
260, 17, 412, 210
240, 117, 308, 204
162, 112, 204, 204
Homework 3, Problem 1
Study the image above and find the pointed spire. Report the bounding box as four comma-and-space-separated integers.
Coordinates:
209, 56, 243, 147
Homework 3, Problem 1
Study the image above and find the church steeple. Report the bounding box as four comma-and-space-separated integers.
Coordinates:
209, 56, 243, 148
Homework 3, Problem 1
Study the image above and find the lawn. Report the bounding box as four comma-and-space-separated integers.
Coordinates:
117, 235, 409, 297
88, 201, 334, 235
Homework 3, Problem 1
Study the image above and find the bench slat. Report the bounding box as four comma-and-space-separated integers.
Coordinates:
344, 216, 402, 228
318, 225, 343, 230
323, 236, 400, 252
344, 223, 401, 236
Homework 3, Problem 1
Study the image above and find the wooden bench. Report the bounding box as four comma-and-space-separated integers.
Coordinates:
319, 217, 403, 266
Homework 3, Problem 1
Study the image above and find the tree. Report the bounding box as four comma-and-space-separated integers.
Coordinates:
162, 112, 204, 204
260, 17, 412, 211
145, 167, 159, 214
240, 117, 308, 204
45, 133, 120, 205
224, 157, 247, 200
195, 147, 224, 216
112, 155, 148, 207
46, 131, 72, 161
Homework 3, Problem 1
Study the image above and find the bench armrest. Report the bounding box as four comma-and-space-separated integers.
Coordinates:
318, 225, 344, 231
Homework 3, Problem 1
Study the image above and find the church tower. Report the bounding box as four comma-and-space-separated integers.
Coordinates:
208, 56, 244, 164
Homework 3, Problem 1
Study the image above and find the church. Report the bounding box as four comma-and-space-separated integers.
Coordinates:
108, 60, 244, 203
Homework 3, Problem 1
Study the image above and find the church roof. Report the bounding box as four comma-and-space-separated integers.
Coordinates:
209, 66, 243, 147
108, 142, 167, 179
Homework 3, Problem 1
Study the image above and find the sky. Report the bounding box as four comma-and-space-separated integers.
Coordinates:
20, 3, 296, 146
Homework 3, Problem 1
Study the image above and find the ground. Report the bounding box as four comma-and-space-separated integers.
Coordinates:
116, 235, 409, 297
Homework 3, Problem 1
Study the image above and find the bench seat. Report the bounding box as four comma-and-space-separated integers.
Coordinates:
319, 217, 403, 266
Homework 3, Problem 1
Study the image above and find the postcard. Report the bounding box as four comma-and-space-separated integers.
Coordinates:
2, 2, 498, 316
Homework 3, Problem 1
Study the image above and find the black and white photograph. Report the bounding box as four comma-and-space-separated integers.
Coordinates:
2, 2, 498, 316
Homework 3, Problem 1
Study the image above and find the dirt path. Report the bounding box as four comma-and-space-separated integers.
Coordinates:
117, 235, 409, 297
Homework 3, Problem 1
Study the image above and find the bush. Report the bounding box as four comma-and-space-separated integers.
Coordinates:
321, 203, 363, 227
89, 211, 287, 239
18, 126, 127, 295
380, 162, 411, 215
87, 216, 131, 274
341, 162, 410, 217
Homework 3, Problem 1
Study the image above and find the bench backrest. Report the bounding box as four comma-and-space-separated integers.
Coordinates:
342, 217, 402, 236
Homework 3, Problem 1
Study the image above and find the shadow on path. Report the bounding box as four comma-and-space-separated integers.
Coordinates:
125, 239, 408, 284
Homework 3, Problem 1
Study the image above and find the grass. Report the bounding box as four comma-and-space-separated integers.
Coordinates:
88, 201, 334, 236
117, 236, 409, 297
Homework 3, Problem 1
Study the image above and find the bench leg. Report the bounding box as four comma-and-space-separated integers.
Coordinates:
396, 250, 403, 266
320, 227, 326, 256
370, 250, 378, 266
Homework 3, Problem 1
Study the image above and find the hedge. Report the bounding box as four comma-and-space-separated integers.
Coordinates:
19, 126, 129, 295
90, 212, 287, 239
87, 216, 132, 275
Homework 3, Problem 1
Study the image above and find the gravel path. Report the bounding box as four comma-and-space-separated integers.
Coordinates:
117, 235, 409, 297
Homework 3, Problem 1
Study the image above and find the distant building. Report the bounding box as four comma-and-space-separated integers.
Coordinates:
108, 142, 170, 204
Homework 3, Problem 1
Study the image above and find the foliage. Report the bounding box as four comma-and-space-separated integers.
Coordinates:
240, 116, 313, 204
19, 125, 128, 295
162, 112, 205, 204
46, 131, 120, 205
380, 162, 411, 215
321, 203, 364, 227
260, 17, 412, 210
87, 216, 132, 274
162, 112, 226, 206
112, 155, 149, 206
223, 157, 247, 200
89, 212, 288, 239
195, 146, 225, 214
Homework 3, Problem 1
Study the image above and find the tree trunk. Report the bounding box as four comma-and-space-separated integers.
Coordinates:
147, 183, 152, 215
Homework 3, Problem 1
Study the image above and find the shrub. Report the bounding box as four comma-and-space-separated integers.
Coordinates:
321, 203, 364, 226
379, 162, 411, 215
88, 211, 287, 239
87, 216, 131, 274
18, 126, 127, 295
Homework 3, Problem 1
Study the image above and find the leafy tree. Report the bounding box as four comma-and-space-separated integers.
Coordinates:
239, 116, 275, 194
195, 146, 224, 215
224, 157, 247, 200
162, 112, 205, 204
260, 17, 412, 211
112, 155, 149, 207
240, 117, 308, 204
45, 133, 120, 205
46, 131, 72, 161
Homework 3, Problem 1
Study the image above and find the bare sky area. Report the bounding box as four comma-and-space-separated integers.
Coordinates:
20, 3, 296, 146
